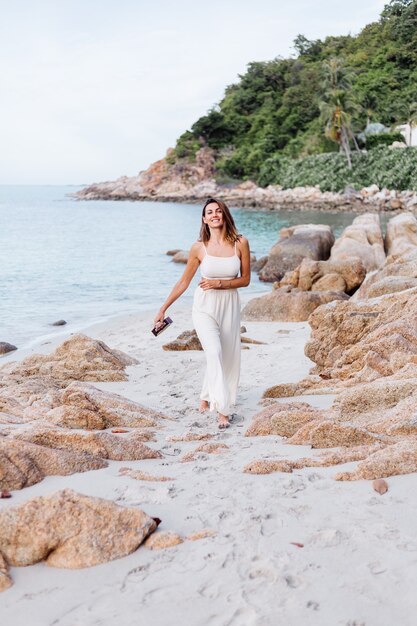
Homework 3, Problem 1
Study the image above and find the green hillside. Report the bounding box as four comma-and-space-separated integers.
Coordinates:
169, 0, 417, 191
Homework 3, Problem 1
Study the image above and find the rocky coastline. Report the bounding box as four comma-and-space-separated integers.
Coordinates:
74, 148, 417, 213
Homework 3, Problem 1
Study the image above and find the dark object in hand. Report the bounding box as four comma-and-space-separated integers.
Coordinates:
151, 317, 173, 337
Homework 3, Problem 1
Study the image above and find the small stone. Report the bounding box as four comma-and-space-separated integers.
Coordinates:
144, 531, 183, 550
372, 478, 389, 495
0, 342, 17, 355
51, 320, 67, 326
187, 530, 217, 541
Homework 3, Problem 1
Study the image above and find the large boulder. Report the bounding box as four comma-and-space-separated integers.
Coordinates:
0, 489, 157, 589
22, 381, 166, 429
385, 213, 417, 257
0, 439, 108, 490
329, 213, 385, 271
280, 257, 366, 295
242, 287, 348, 322
304, 288, 417, 383
1, 334, 137, 383
354, 246, 417, 300
259, 224, 334, 282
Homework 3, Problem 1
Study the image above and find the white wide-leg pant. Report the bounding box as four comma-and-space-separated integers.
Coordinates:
192, 286, 241, 416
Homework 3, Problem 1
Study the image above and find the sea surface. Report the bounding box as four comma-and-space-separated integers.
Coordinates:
0, 185, 359, 348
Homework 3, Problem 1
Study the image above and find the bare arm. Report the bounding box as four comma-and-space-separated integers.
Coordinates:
199, 236, 251, 291
154, 243, 201, 324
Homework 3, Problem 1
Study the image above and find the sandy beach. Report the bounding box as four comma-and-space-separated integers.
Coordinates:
1, 300, 416, 626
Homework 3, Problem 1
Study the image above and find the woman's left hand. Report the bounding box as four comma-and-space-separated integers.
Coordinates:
199, 278, 220, 291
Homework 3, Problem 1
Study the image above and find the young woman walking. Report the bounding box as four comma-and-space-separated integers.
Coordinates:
154, 198, 251, 428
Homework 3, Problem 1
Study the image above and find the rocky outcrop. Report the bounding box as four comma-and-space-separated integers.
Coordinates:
0, 489, 157, 589
181, 442, 229, 463
304, 288, 417, 384
279, 257, 366, 295
1, 334, 137, 383
259, 224, 334, 283
245, 402, 322, 438
10, 427, 161, 462
385, 212, 417, 257
329, 213, 385, 271
335, 441, 417, 481
242, 287, 348, 322
0, 439, 108, 490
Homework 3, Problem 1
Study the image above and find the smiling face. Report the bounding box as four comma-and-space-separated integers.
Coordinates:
203, 202, 224, 229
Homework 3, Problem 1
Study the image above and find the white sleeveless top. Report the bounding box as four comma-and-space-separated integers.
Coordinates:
200, 241, 241, 280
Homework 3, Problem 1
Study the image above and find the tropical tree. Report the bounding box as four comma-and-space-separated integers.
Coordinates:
319, 58, 360, 168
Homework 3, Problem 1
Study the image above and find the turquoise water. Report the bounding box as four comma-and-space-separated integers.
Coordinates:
0, 186, 357, 347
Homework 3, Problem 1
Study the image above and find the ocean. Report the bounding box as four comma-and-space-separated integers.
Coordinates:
0, 185, 357, 348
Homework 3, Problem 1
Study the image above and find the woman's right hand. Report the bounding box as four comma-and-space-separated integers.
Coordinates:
154, 308, 166, 326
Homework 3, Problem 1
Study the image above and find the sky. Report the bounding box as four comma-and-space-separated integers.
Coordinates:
0, 0, 389, 185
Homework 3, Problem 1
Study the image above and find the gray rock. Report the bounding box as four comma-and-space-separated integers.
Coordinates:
51, 320, 67, 326
0, 342, 17, 355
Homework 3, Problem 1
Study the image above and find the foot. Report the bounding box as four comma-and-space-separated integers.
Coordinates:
218, 413, 230, 429
199, 400, 209, 413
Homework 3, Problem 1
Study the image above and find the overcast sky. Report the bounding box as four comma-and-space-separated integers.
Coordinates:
0, 0, 388, 185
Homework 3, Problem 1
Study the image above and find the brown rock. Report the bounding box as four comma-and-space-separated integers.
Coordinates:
245, 402, 320, 438
166, 249, 181, 256
163, 329, 202, 351
385, 213, 417, 257
259, 224, 334, 283
181, 442, 229, 463
12, 428, 161, 461
144, 531, 183, 550
119, 467, 174, 481
330, 213, 385, 271
187, 530, 217, 541
308, 422, 383, 448
0, 553, 12, 592
0, 489, 157, 581
0, 343, 17, 355
242, 287, 348, 322
172, 250, 189, 264
167, 432, 214, 442
288, 257, 366, 294
353, 249, 417, 300
366, 276, 417, 298
336, 441, 417, 480
3, 334, 137, 382
373, 478, 389, 495
313, 273, 347, 292
252, 256, 268, 272
243, 459, 295, 474
0, 439, 108, 490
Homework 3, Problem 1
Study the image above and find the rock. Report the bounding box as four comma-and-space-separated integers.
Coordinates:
51, 320, 67, 326
166, 249, 181, 256
245, 402, 320, 438
336, 441, 417, 481
23, 381, 165, 429
3, 334, 137, 382
252, 256, 268, 272
304, 288, 417, 384
259, 224, 334, 282
187, 530, 216, 541
243, 444, 384, 474
0, 489, 157, 584
0, 343, 17, 355
119, 467, 174, 481
144, 531, 183, 550
167, 432, 214, 442
181, 442, 229, 462
11, 427, 161, 462
385, 213, 417, 257
329, 213, 385, 271
242, 288, 348, 322
0, 553, 12, 592
0, 438, 108, 490
373, 478, 389, 495
172, 250, 189, 264
285, 257, 366, 294
163, 330, 202, 351
308, 422, 383, 448
366, 276, 417, 298
353, 249, 417, 299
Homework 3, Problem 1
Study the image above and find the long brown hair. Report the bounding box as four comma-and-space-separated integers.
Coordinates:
199, 198, 240, 244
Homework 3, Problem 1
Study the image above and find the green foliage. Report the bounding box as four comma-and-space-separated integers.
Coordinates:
262, 147, 417, 192
365, 131, 405, 148
170, 0, 417, 187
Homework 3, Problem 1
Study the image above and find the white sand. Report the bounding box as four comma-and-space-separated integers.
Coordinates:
1, 302, 417, 626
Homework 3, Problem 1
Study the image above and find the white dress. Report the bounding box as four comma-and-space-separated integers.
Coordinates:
192, 242, 241, 416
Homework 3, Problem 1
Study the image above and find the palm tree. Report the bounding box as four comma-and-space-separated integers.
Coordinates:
319, 58, 360, 168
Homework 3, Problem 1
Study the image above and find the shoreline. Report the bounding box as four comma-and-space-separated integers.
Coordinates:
2, 305, 416, 625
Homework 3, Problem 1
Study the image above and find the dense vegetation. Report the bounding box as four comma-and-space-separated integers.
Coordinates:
170, 0, 417, 191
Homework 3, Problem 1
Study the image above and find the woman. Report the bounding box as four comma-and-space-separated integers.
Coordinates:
154, 198, 251, 428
